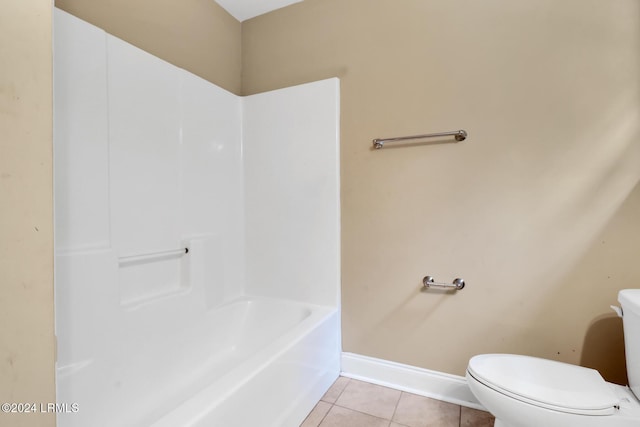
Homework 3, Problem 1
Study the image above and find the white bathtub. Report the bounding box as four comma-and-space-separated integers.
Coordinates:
144, 296, 340, 427
57, 296, 339, 427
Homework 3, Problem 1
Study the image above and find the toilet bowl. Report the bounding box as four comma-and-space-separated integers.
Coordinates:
466, 289, 640, 427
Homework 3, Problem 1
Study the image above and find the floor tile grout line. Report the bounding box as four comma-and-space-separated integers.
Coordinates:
315, 377, 350, 426
334, 376, 350, 403
320, 376, 350, 406
315, 403, 333, 427
332, 402, 397, 424
389, 390, 403, 424
335, 377, 403, 423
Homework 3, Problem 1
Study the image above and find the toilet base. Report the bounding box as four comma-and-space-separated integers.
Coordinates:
494, 419, 507, 427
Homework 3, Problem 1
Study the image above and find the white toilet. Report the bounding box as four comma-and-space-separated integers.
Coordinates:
466, 289, 640, 427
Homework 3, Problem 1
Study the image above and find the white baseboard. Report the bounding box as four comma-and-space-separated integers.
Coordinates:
340, 352, 485, 410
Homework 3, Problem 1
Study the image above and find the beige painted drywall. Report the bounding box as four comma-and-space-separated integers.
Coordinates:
0, 1, 56, 426
56, 0, 242, 94
243, 0, 640, 379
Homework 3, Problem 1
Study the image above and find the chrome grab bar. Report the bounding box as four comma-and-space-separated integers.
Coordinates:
118, 247, 189, 265
422, 276, 465, 290
373, 130, 467, 149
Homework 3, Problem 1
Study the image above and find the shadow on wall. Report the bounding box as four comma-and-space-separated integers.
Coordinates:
581, 314, 627, 385
520, 176, 640, 378
567, 178, 639, 385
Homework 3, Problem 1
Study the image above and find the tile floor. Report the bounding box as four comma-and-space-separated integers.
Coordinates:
301, 377, 495, 427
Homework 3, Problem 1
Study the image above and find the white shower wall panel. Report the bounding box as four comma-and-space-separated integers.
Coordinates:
181, 74, 242, 235
105, 33, 245, 305
107, 36, 185, 302
180, 72, 245, 304
55, 9, 245, 426
243, 79, 341, 307
54, 9, 244, 314
53, 11, 110, 252
108, 36, 183, 256
55, 250, 118, 374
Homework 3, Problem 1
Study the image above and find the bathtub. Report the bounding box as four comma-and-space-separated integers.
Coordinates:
148, 296, 340, 427
57, 296, 339, 427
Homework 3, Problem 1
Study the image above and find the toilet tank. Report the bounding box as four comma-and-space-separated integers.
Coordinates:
619, 289, 640, 399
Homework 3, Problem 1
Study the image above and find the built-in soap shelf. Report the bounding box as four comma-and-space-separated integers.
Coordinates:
120, 286, 192, 311
118, 245, 190, 306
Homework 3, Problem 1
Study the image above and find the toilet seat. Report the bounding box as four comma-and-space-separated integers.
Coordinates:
467, 354, 620, 416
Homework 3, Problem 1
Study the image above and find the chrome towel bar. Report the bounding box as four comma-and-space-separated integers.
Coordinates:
422, 276, 465, 291
118, 247, 189, 266
373, 130, 467, 149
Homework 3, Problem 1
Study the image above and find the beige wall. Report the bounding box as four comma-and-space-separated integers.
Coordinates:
0, 1, 56, 426
56, 0, 242, 94
243, 0, 640, 379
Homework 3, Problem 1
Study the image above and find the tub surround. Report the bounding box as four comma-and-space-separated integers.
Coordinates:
54, 9, 339, 426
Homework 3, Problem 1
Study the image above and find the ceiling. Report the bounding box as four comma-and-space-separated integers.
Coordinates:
215, 0, 304, 22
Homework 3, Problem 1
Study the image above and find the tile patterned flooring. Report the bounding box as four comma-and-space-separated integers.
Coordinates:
301, 377, 495, 427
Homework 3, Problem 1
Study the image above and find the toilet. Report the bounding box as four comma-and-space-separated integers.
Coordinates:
466, 289, 640, 427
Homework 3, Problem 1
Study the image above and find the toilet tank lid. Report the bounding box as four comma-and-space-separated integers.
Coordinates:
619, 289, 640, 315
467, 354, 620, 415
